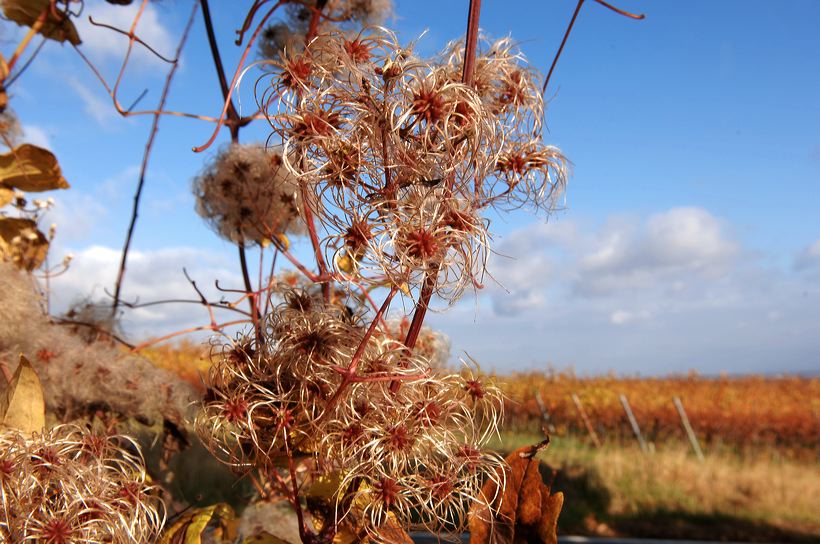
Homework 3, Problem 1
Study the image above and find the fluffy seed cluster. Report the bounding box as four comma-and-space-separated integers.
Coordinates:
193, 143, 306, 245
258, 0, 393, 62
195, 294, 504, 540
384, 317, 450, 369
0, 424, 163, 543
262, 30, 568, 304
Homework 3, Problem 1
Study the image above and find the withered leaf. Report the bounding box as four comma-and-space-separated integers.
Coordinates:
1, 0, 81, 45
241, 533, 294, 544
0, 216, 49, 270
0, 354, 45, 434
0, 143, 70, 192
0, 187, 14, 207
159, 503, 235, 544
469, 438, 564, 544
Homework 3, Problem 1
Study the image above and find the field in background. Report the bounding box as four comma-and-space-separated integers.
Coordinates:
142, 344, 820, 540
499, 370, 819, 458
491, 433, 820, 542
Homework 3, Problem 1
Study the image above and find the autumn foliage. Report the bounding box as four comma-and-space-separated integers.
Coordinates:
502, 370, 819, 456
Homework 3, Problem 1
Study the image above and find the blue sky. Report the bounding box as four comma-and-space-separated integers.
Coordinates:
4, 0, 819, 375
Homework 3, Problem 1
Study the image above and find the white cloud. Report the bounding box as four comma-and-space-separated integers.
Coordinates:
43, 192, 108, 242
67, 77, 114, 125
50, 244, 242, 338
574, 207, 738, 296
610, 309, 651, 325
75, 0, 174, 70
429, 207, 820, 375
21, 124, 52, 149
795, 238, 820, 274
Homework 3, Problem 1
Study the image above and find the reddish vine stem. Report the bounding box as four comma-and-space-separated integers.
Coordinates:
201, 0, 265, 338
111, 2, 199, 314
542, 0, 644, 95
392, 0, 484, 393
238, 244, 261, 340
304, 0, 329, 43
389, 270, 436, 394
200, 0, 241, 140
295, 288, 399, 451
193, 0, 286, 153
87, 15, 176, 63
285, 436, 313, 543
461, 0, 482, 86
347, 287, 398, 375
299, 183, 331, 303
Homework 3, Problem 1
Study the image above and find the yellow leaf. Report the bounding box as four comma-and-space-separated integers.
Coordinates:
334, 252, 358, 275
0, 144, 69, 192
276, 233, 290, 251
0, 355, 45, 434
159, 503, 235, 544
242, 533, 294, 544
332, 524, 361, 544
0, 52, 8, 80
1, 0, 81, 45
0, 217, 49, 270
0, 187, 13, 207
306, 470, 345, 501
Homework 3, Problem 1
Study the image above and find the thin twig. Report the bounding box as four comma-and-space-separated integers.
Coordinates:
193, 0, 286, 153
461, 0, 482, 86
111, 2, 199, 313
130, 319, 249, 352
200, 0, 241, 139
542, 0, 644, 95
73, 45, 222, 122
4, 38, 46, 88
6, 7, 48, 73
88, 15, 176, 63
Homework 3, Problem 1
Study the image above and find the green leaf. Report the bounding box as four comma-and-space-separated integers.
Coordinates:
0, 144, 69, 192
0, 217, 49, 270
0, 355, 45, 434
1, 0, 81, 45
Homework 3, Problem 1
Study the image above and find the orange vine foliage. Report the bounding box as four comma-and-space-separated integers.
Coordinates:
500, 370, 819, 456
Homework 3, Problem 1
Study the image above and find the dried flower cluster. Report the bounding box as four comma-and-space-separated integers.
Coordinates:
262, 29, 567, 304
258, 0, 393, 62
196, 292, 504, 540
195, 26, 568, 543
384, 316, 450, 369
0, 424, 163, 543
193, 143, 306, 245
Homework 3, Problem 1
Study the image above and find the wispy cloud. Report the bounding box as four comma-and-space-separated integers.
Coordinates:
432, 207, 820, 375
74, 0, 174, 70
67, 76, 114, 125
21, 124, 52, 149
50, 245, 240, 338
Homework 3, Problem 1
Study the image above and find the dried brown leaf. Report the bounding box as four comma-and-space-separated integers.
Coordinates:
1, 0, 81, 45
469, 438, 564, 544
0, 187, 14, 207
0, 354, 45, 434
0, 216, 49, 270
0, 143, 70, 192
160, 503, 235, 544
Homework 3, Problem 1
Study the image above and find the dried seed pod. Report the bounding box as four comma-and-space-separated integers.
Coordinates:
193, 143, 306, 245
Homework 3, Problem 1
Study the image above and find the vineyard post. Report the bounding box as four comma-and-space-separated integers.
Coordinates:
673, 396, 705, 461
535, 390, 556, 434
571, 392, 602, 448
620, 394, 648, 453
